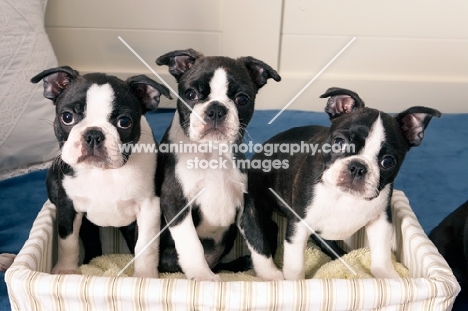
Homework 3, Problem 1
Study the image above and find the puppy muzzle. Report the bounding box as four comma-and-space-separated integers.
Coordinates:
325, 157, 380, 199
189, 101, 239, 143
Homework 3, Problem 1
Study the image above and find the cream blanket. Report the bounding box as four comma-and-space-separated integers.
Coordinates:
78, 242, 408, 281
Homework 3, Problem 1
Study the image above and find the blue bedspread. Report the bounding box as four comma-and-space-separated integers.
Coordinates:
1, 109, 467, 310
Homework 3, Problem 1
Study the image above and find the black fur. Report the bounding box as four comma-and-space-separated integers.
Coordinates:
33, 66, 170, 267
246, 87, 440, 277
429, 200, 468, 295
155, 50, 280, 277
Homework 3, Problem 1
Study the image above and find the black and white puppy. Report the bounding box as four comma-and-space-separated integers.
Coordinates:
31, 66, 171, 277
247, 87, 441, 280
155, 49, 283, 281
429, 199, 468, 294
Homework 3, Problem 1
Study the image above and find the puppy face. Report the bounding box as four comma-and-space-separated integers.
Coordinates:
322, 110, 406, 199
57, 79, 143, 169
319, 88, 441, 200
179, 59, 258, 143
31, 67, 171, 169
156, 49, 281, 144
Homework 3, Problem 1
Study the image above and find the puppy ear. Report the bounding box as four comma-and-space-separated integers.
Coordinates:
238, 56, 281, 89
395, 106, 441, 147
30, 66, 79, 102
127, 75, 172, 112
156, 49, 203, 81
320, 87, 366, 119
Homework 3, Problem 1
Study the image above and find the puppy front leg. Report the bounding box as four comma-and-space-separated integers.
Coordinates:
133, 196, 160, 278
282, 219, 310, 280
52, 208, 83, 274
169, 215, 221, 281
365, 211, 400, 278
238, 194, 284, 281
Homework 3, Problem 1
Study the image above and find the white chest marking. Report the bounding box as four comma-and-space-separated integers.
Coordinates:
305, 183, 391, 240
169, 115, 246, 237
63, 117, 157, 227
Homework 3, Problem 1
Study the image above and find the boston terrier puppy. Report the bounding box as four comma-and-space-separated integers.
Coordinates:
31, 66, 171, 277
247, 87, 441, 280
429, 199, 468, 295
155, 49, 283, 281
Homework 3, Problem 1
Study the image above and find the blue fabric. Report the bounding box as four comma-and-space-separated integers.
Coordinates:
1, 109, 467, 310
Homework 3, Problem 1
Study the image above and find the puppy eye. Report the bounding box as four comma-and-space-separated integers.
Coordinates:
380, 155, 396, 169
332, 137, 347, 150
333, 137, 345, 146
235, 94, 250, 106
331, 137, 350, 153
185, 89, 198, 101
60, 111, 75, 125
117, 117, 132, 129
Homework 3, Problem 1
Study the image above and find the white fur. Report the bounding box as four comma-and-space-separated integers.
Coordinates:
63, 118, 157, 227
52, 212, 83, 274
165, 68, 248, 280
169, 116, 246, 227
133, 195, 161, 278
322, 115, 385, 199
282, 223, 309, 280
247, 245, 284, 281
361, 114, 385, 160
61, 84, 124, 169
281, 117, 398, 280
236, 222, 284, 280
305, 183, 391, 240
168, 214, 221, 281
280, 183, 395, 280
58, 116, 160, 278
188, 69, 240, 143
168, 115, 245, 279
366, 212, 399, 278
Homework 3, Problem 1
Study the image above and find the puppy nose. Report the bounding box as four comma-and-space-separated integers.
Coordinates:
84, 128, 105, 149
348, 161, 367, 179
206, 102, 227, 123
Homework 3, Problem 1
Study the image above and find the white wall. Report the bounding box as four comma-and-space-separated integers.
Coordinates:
45, 0, 468, 113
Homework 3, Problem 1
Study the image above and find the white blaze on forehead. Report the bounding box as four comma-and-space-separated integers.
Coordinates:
85, 84, 115, 123
360, 114, 385, 161
61, 83, 124, 168
188, 67, 240, 142
209, 68, 230, 102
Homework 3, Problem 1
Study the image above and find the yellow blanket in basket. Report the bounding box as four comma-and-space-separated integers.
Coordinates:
78, 242, 408, 281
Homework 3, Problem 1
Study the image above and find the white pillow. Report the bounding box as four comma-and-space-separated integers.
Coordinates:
0, 0, 59, 179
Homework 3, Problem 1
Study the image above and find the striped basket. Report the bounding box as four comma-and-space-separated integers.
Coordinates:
5, 190, 460, 310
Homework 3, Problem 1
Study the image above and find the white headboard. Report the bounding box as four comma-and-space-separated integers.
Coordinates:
45, 0, 468, 113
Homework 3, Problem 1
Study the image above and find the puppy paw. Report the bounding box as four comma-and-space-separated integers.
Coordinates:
133, 269, 159, 279
283, 269, 305, 281
51, 264, 78, 275
269, 269, 286, 281
51, 268, 78, 275
191, 273, 222, 282
371, 266, 400, 279
0, 253, 16, 272
258, 269, 285, 281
